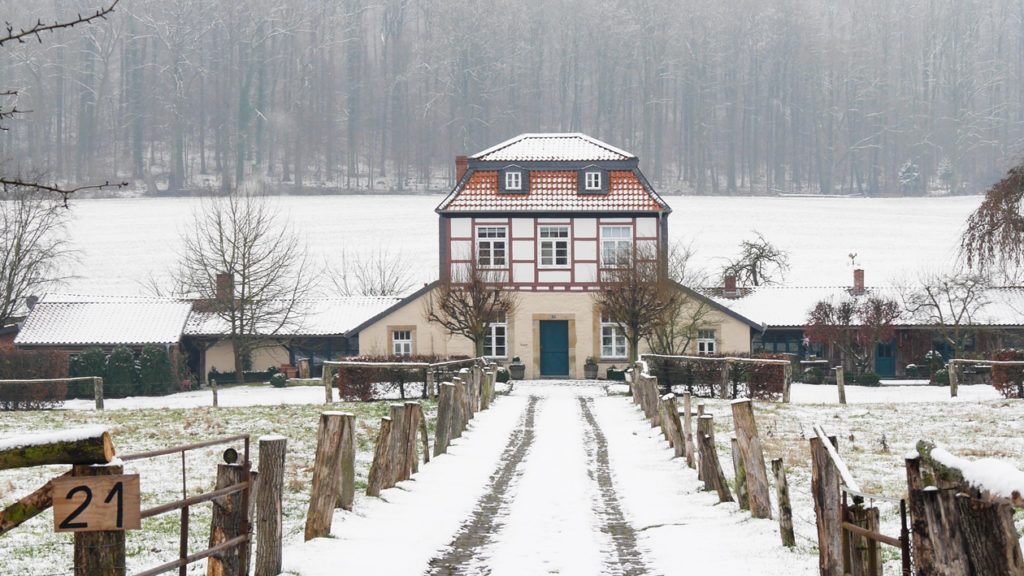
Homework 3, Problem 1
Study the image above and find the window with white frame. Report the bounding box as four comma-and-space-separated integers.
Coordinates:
600, 313, 628, 359
585, 171, 602, 191
505, 171, 522, 191
697, 329, 716, 355
393, 330, 412, 356
484, 316, 507, 358
476, 226, 507, 267
600, 226, 632, 267
538, 226, 570, 267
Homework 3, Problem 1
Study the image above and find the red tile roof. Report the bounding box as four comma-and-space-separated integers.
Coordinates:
438, 170, 668, 213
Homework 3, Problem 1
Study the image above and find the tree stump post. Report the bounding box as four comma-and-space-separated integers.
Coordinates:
697, 415, 733, 503
731, 399, 772, 519
434, 383, 455, 456
955, 494, 1024, 576
303, 412, 346, 540
93, 377, 104, 411
481, 370, 494, 411
661, 395, 685, 458
771, 458, 796, 548
835, 367, 846, 405
730, 437, 749, 510
719, 360, 732, 399
648, 376, 661, 427
208, 463, 246, 576
255, 436, 286, 576
336, 413, 356, 511
682, 391, 695, 468
322, 364, 334, 404
458, 369, 475, 421
905, 455, 972, 576
451, 378, 466, 439
1, 429, 115, 471
631, 361, 643, 405
366, 418, 393, 497
73, 464, 125, 576
811, 435, 843, 576
387, 404, 408, 485
403, 402, 420, 477
782, 364, 792, 403
472, 364, 483, 411
948, 362, 959, 398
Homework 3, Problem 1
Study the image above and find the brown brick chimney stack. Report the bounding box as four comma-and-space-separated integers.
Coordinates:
216, 272, 234, 303
455, 155, 469, 182
724, 274, 738, 298
853, 268, 865, 295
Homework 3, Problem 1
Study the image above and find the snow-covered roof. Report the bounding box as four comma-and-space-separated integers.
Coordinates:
714, 286, 1024, 328
471, 133, 634, 162
184, 296, 401, 337
437, 170, 667, 213
15, 295, 193, 346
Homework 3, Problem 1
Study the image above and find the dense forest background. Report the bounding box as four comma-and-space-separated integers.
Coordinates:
2, 0, 1023, 196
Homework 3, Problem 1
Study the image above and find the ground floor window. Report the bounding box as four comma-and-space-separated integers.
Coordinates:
393, 330, 412, 356
601, 314, 628, 359
697, 329, 716, 355
484, 319, 507, 358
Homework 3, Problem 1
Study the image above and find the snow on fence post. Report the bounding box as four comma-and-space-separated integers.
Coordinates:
730, 437, 749, 510
336, 414, 356, 511
93, 377, 104, 410
434, 383, 455, 456
255, 436, 286, 576
207, 462, 247, 575
366, 417, 392, 497
304, 412, 348, 540
731, 399, 772, 519
387, 404, 408, 486
835, 367, 846, 405
810, 434, 843, 576
948, 362, 959, 398
681, 391, 696, 468
697, 415, 733, 503
771, 458, 796, 548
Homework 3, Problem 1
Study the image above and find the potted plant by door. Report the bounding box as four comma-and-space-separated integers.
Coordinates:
508, 357, 526, 380
584, 357, 599, 379
606, 365, 626, 381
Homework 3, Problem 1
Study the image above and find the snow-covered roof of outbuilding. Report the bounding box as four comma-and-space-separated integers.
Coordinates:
471, 133, 634, 162
184, 296, 401, 337
713, 286, 1024, 328
15, 295, 193, 346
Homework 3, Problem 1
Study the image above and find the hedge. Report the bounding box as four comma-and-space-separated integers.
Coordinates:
991, 349, 1024, 399
0, 349, 70, 410
207, 367, 279, 385
71, 346, 182, 398
335, 355, 471, 401
648, 354, 788, 401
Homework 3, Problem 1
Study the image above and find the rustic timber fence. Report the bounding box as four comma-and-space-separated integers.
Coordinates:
321, 357, 487, 403
640, 353, 794, 402
947, 358, 1024, 399
303, 362, 499, 541
0, 376, 104, 410
0, 428, 287, 576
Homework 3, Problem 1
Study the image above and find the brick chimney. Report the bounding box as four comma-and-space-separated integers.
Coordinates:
723, 274, 738, 298
852, 268, 865, 295
216, 272, 234, 303
455, 155, 469, 182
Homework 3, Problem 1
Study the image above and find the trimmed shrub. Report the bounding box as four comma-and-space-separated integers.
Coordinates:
207, 368, 279, 385
800, 367, 825, 384
857, 372, 881, 387
495, 366, 510, 383
270, 373, 287, 388
931, 368, 950, 386
991, 349, 1024, 398
139, 345, 175, 396
69, 347, 106, 398
105, 346, 138, 398
740, 354, 787, 401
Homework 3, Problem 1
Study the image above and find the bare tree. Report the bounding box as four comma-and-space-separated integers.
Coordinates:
423, 262, 518, 357
593, 244, 682, 363
647, 241, 714, 355
960, 165, 1024, 273
329, 247, 413, 297
805, 294, 902, 374
901, 270, 991, 359
722, 231, 790, 287
174, 192, 316, 384
0, 188, 72, 326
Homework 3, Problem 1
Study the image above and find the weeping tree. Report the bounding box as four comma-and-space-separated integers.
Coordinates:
961, 165, 1024, 278
423, 262, 518, 357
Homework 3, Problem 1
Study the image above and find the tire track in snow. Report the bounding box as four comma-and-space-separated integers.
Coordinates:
578, 396, 650, 576
426, 396, 538, 575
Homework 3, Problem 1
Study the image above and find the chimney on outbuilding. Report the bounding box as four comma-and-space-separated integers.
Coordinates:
723, 274, 738, 298
216, 272, 234, 303
455, 155, 469, 182
852, 268, 865, 295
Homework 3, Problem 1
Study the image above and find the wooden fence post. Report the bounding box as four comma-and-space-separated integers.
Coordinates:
403, 402, 420, 477
255, 436, 286, 576
948, 362, 959, 398
730, 437, 749, 510
905, 455, 972, 576
846, 504, 882, 576
731, 399, 772, 519
434, 383, 455, 456
835, 367, 847, 405
782, 364, 792, 403
93, 377, 104, 411
336, 414, 356, 511
810, 435, 843, 576
719, 360, 732, 399
387, 404, 408, 485
304, 412, 346, 541
661, 395, 685, 458
211, 378, 218, 408
419, 407, 430, 464
632, 361, 643, 405
771, 458, 796, 548
458, 369, 474, 422
697, 415, 733, 503
322, 364, 334, 404
955, 494, 1024, 575
366, 418, 393, 497
696, 404, 706, 481
72, 464, 125, 576
481, 370, 494, 411
208, 463, 246, 576
472, 364, 483, 411
451, 378, 466, 439
682, 391, 695, 468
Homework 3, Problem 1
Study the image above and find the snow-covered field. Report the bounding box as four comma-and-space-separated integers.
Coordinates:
59, 195, 982, 295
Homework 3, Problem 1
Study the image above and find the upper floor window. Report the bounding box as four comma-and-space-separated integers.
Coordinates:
538, 226, 570, 267
476, 226, 507, 267
600, 226, 632, 267
601, 313, 628, 359
697, 329, 716, 355
393, 330, 412, 356
484, 315, 508, 358
585, 171, 602, 191
505, 171, 523, 191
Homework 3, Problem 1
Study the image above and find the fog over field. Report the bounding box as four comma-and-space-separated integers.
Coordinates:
61, 194, 981, 296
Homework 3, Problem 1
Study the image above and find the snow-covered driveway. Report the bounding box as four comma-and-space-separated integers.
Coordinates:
282, 382, 816, 575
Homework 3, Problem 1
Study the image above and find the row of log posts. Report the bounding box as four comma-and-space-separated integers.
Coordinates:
731, 399, 772, 519
304, 412, 356, 541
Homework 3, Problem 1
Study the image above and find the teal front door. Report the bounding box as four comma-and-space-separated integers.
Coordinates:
539, 320, 570, 377
875, 341, 896, 377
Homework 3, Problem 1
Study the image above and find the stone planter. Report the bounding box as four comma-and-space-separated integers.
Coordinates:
584, 362, 598, 379
509, 362, 526, 380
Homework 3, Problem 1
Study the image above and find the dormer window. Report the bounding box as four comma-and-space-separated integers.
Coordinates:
505, 171, 522, 191
578, 166, 607, 194
585, 171, 602, 191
